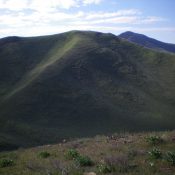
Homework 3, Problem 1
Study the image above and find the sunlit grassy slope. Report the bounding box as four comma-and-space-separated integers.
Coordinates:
0, 131, 175, 175
0, 31, 175, 150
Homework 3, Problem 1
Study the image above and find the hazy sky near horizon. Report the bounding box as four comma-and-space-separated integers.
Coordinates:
0, 0, 175, 43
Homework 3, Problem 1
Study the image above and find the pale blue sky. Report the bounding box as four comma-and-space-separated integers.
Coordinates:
0, 0, 174, 43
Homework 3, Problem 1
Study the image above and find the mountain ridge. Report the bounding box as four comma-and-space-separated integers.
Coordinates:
0, 30, 175, 150
119, 31, 175, 53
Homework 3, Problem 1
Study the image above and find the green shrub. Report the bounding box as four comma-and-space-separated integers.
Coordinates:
165, 151, 175, 165
148, 148, 162, 159
0, 159, 14, 168
146, 136, 163, 145
38, 151, 50, 158
65, 149, 80, 160
97, 163, 113, 173
65, 149, 93, 167
75, 155, 93, 167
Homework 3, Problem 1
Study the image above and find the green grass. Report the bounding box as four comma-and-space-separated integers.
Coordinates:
0, 159, 14, 168
148, 148, 162, 159
0, 131, 175, 175
146, 135, 163, 145
97, 163, 113, 173
64, 149, 80, 160
165, 151, 175, 165
38, 151, 50, 158
75, 155, 94, 167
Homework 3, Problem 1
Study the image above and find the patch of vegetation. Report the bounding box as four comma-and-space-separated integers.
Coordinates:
38, 151, 50, 158
97, 163, 113, 173
65, 148, 93, 167
0, 130, 175, 174
64, 149, 80, 160
146, 135, 163, 145
165, 151, 175, 166
148, 148, 162, 159
0, 158, 14, 168
75, 155, 94, 167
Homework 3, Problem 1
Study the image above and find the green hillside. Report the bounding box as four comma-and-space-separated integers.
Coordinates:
0, 31, 175, 150
0, 131, 175, 175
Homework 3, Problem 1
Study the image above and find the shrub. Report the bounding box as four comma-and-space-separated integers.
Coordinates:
165, 151, 175, 165
148, 148, 162, 159
38, 151, 50, 158
65, 149, 93, 167
0, 159, 14, 168
97, 163, 113, 173
146, 136, 163, 145
65, 149, 80, 160
75, 155, 93, 167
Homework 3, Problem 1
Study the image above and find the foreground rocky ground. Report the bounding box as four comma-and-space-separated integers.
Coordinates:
0, 130, 175, 175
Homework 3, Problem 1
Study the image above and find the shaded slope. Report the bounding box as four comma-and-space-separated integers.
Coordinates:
0, 31, 175, 149
119, 31, 175, 53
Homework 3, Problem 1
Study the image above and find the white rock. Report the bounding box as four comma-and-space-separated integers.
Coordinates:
84, 172, 96, 175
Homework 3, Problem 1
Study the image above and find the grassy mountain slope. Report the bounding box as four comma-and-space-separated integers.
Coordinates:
0, 131, 175, 175
119, 31, 175, 53
0, 31, 175, 150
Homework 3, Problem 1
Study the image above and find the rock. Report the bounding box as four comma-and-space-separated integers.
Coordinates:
84, 172, 96, 175
62, 139, 67, 143
172, 136, 175, 142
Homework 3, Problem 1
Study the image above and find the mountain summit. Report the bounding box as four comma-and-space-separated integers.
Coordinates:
119, 31, 175, 53
0, 31, 175, 150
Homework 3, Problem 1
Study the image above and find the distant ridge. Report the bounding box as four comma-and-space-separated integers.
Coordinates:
119, 31, 175, 53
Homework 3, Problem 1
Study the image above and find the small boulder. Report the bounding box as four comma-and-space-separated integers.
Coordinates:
172, 137, 175, 142
62, 139, 67, 143
84, 172, 96, 175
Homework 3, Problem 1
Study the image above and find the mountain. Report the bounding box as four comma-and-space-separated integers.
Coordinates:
119, 31, 175, 53
0, 31, 175, 150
